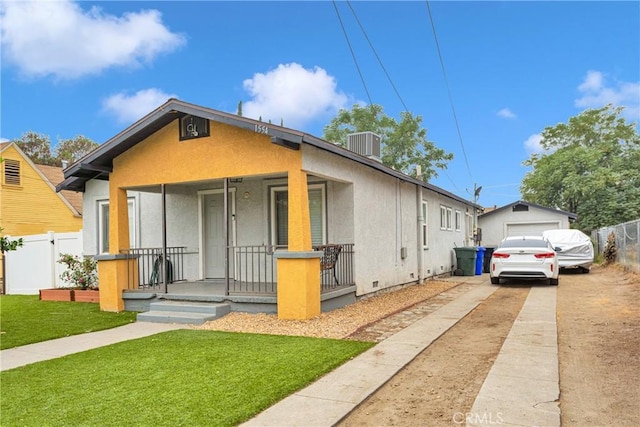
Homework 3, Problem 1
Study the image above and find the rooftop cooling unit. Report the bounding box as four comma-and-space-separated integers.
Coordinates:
347, 132, 382, 162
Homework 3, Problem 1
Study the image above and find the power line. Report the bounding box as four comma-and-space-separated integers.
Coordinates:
345, 1, 409, 112
332, 0, 373, 106
425, 1, 473, 182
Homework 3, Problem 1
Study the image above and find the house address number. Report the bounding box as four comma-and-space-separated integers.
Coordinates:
254, 124, 269, 135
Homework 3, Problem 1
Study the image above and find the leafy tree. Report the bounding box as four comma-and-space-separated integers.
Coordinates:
11, 132, 98, 167
13, 131, 56, 165
56, 135, 99, 165
322, 104, 453, 181
521, 105, 640, 232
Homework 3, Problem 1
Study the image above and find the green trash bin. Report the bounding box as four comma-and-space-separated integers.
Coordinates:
454, 247, 477, 276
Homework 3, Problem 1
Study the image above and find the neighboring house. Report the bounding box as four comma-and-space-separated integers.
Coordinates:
478, 200, 577, 247
0, 142, 82, 235
0, 142, 83, 293
58, 99, 480, 319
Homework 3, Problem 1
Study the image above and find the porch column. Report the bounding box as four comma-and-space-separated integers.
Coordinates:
275, 170, 321, 319
96, 187, 131, 312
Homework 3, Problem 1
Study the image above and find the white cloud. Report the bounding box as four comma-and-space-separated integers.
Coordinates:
102, 89, 178, 124
497, 108, 516, 119
575, 71, 640, 122
524, 134, 544, 154
0, 0, 185, 79
242, 63, 350, 129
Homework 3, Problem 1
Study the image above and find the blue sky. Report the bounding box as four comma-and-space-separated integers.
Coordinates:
1, 1, 638, 208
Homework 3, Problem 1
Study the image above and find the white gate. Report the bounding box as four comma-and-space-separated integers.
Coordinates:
4, 231, 83, 294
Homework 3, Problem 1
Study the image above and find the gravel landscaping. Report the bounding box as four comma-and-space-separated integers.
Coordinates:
196, 278, 464, 339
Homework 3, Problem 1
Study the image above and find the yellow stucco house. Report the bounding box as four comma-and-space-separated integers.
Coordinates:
58, 99, 480, 321
1, 142, 82, 236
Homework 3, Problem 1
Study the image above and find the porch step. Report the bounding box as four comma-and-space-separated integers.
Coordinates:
137, 301, 231, 325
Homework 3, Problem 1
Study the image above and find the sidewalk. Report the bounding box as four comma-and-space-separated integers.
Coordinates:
0, 322, 185, 371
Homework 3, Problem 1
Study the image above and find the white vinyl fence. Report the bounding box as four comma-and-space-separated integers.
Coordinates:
4, 231, 83, 294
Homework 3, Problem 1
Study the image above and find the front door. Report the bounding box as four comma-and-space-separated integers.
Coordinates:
203, 192, 235, 278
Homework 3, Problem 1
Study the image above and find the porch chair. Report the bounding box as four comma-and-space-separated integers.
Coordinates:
314, 244, 342, 285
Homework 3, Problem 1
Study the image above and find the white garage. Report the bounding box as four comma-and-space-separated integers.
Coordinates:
479, 200, 577, 247
506, 221, 560, 237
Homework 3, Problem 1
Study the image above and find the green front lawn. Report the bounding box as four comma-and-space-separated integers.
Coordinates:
0, 295, 136, 349
1, 329, 373, 426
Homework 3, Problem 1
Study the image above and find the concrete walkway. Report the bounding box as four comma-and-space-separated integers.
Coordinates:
0, 322, 185, 371
242, 282, 500, 426
468, 285, 560, 426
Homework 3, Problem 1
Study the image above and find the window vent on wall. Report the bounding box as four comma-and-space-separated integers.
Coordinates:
512, 203, 529, 212
3, 159, 20, 185
347, 132, 382, 162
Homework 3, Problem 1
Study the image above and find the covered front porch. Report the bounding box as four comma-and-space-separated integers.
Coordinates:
96, 167, 357, 319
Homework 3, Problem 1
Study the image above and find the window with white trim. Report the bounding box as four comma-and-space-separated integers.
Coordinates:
455, 210, 462, 231
270, 183, 326, 247
98, 198, 136, 254
446, 207, 453, 231
466, 212, 474, 240
422, 201, 429, 249
440, 205, 447, 230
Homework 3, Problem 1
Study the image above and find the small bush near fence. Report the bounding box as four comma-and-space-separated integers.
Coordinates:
593, 219, 640, 273
58, 253, 98, 290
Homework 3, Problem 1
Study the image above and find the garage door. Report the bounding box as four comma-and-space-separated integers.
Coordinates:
506, 222, 560, 237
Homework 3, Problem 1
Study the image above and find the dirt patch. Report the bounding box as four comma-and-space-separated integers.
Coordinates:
339, 286, 530, 426
558, 265, 640, 426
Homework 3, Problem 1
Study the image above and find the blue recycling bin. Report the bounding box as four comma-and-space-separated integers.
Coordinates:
475, 246, 485, 275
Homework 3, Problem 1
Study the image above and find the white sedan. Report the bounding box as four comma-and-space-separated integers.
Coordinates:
490, 236, 559, 286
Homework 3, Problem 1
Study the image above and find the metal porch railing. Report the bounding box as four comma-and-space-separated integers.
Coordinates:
231, 243, 355, 294
122, 247, 186, 290
121, 244, 354, 294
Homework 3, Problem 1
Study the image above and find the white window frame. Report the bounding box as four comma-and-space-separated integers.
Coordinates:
466, 212, 474, 241
446, 207, 453, 231
455, 210, 462, 231
422, 201, 429, 249
440, 205, 447, 230
98, 198, 136, 254
270, 183, 326, 247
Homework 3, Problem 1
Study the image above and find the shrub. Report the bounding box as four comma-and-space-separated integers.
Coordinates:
58, 254, 98, 290
603, 232, 617, 265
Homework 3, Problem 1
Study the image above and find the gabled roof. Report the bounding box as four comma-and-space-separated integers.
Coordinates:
0, 142, 82, 216
57, 98, 480, 208
479, 200, 577, 220
36, 164, 83, 214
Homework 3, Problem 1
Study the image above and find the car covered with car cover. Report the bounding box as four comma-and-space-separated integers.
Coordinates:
542, 229, 594, 273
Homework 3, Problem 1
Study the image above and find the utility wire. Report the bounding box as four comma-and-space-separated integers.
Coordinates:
346, 0, 409, 112
332, 0, 373, 106
425, 0, 473, 182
